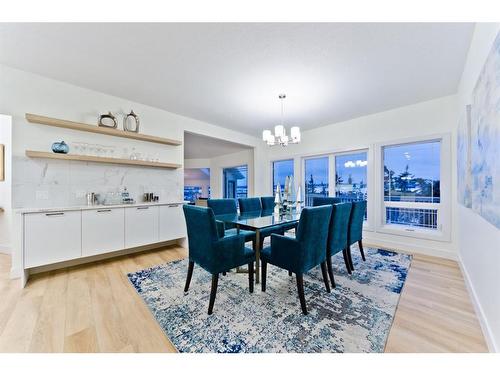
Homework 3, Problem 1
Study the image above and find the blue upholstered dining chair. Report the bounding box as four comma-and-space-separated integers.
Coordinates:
238, 197, 262, 213
324, 203, 353, 285
207, 198, 256, 263
182, 205, 255, 315
260, 205, 333, 315
260, 196, 275, 211
312, 198, 353, 280
345, 200, 367, 271
312, 196, 342, 206
207, 198, 238, 229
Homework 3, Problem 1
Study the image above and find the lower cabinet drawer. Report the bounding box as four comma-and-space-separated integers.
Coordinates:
82, 208, 125, 257
125, 206, 159, 248
24, 211, 82, 268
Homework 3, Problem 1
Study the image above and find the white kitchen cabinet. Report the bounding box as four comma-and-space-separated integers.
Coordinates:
159, 204, 186, 241
24, 210, 82, 268
124, 205, 159, 248
82, 208, 125, 257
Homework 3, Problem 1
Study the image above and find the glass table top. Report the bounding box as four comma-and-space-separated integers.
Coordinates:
215, 209, 301, 230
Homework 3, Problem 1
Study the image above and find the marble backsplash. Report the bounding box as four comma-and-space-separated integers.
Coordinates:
12, 156, 183, 208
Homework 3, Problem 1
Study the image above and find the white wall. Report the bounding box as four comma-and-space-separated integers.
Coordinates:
456, 23, 500, 352
259, 95, 458, 259
0, 64, 260, 277
0, 115, 12, 253
185, 149, 255, 199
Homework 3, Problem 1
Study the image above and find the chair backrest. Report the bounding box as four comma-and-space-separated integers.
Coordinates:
238, 197, 262, 213
260, 196, 275, 211
312, 196, 341, 206
207, 198, 237, 215
328, 202, 352, 255
182, 205, 219, 269
295, 205, 333, 271
347, 200, 367, 245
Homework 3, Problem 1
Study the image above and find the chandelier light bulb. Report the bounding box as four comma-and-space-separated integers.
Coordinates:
290, 126, 301, 142
274, 125, 285, 138
262, 129, 272, 142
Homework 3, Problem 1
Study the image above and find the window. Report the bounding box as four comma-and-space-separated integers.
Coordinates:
272, 159, 294, 194
335, 152, 368, 202
304, 157, 329, 206
223, 165, 248, 199
184, 186, 203, 203
335, 151, 368, 219
383, 140, 441, 230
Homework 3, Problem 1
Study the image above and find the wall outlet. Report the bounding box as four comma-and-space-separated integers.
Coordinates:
35, 190, 49, 200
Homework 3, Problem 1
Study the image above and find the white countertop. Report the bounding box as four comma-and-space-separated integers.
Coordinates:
15, 201, 186, 214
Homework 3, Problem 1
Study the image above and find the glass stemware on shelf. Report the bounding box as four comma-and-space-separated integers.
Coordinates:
68, 143, 162, 163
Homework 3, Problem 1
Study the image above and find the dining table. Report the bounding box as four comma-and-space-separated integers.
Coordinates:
215, 209, 301, 283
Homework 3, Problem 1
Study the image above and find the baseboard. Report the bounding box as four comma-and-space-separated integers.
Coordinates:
458, 254, 498, 353
0, 243, 11, 254
363, 237, 458, 261
10, 265, 21, 279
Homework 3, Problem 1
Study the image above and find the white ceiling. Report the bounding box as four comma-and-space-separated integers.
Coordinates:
184, 132, 252, 159
184, 168, 210, 180
0, 23, 474, 136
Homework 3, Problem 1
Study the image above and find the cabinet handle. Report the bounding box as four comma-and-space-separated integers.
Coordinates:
97, 209, 112, 213
168, 204, 180, 207
137, 206, 149, 210
45, 212, 64, 216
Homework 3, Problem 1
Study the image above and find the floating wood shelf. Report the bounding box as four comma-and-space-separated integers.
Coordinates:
25, 113, 182, 146
25, 150, 182, 169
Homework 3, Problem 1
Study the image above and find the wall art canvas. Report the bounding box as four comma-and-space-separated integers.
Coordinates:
457, 104, 472, 208
470, 31, 500, 229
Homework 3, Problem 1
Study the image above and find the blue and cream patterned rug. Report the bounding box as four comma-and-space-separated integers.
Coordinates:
128, 247, 411, 353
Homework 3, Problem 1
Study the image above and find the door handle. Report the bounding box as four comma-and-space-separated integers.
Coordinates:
45, 212, 65, 216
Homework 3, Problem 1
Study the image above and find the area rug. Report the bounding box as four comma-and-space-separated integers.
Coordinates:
128, 247, 411, 353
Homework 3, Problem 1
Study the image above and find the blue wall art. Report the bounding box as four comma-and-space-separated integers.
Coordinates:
470, 30, 500, 229
457, 104, 472, 208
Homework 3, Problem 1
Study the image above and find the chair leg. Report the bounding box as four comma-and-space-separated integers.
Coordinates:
184, 261, 194, 292
296, 274, 308, 315
261, 260, 267, 292
320, 261, 331, 293
326, 256, 336, 288
248, 262, 254, 293
208, 273, 219, 315
288, 270, 293, 276
358, 240, 366, 261
347, 245, 355, 271
342, 249, 352, 275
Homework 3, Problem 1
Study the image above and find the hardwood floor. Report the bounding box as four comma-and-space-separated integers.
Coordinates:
0, 246, 488, 352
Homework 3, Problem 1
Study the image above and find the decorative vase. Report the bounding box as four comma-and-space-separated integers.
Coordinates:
123, 110, 140, 133
51, 141, 69, 154
98, 111, 118, 128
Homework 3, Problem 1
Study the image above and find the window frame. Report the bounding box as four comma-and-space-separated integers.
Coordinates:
374, 134, 451, 242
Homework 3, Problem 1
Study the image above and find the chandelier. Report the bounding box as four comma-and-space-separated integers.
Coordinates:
262, 94, 301, 147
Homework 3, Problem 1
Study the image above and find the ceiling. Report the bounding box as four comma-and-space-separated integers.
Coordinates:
184, 132, 252, 159
184, 168, 210, 180
0, 23, 474, 136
